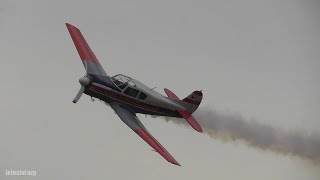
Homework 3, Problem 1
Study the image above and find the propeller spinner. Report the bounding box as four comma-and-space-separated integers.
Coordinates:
73, 76, 91, 103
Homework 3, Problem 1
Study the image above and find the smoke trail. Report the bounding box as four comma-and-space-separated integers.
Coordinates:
153, 107, 320, 165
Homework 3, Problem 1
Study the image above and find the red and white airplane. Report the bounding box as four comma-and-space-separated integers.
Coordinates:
66, 23, 203, 166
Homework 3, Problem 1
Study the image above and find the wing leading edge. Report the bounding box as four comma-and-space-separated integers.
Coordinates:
110, 102, 180, 166
66, 23, 107, 76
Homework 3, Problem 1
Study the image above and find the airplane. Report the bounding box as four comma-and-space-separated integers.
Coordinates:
66, 23, 203, 166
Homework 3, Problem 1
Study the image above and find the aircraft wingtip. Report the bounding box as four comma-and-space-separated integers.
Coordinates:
172, 161, 181, 166
197, 128, 203, 133
65, 23, 78, 30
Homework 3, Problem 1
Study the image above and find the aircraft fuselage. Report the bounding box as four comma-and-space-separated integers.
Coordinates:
84, 74, 183, 117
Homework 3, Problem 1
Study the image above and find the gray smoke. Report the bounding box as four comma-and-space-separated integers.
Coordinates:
153, 107, 320, 165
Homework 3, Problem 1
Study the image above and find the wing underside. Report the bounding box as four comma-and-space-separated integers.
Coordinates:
110, 102, 180, 166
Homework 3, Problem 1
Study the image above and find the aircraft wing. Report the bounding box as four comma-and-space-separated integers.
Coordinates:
109, 102, 180, 166
66, 23, 107, 76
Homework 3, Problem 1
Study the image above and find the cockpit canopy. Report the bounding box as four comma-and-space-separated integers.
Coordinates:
111, 74, 136, 90
111, 74, 148, 100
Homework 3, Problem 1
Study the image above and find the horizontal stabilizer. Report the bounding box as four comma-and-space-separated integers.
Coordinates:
177, 110, 203, 132
164, 88, 203, 132
164, 88, 179, 100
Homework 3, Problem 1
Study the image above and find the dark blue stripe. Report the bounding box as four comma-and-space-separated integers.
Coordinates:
89, 74, 121, 92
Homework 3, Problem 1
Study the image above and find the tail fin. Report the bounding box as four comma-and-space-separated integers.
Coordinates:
164, 88, 203, 114
164, 88, 203, 132
181, 91, 203, 113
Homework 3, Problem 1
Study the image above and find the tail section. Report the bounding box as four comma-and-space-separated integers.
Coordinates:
164, 88, 203, 132
177, 110, 203, 132
182, 91, 203, 113
164, 88, 203, 113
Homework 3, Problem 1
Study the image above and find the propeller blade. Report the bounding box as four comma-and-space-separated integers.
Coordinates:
73, 86, 85, 103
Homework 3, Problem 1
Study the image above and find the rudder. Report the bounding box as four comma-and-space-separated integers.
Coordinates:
182, 91, 203, 113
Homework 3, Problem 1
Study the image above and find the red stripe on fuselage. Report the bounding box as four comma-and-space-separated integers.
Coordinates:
90, 85, 174, 115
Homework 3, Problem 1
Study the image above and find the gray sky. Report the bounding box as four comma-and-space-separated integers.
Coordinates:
1, 0, 320, 179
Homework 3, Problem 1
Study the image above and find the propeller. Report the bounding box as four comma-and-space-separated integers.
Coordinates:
73, 61, 91, 103
73, 76, 91, 103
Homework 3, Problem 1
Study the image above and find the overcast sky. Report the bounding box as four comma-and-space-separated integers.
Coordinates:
1, 0, 320, 179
